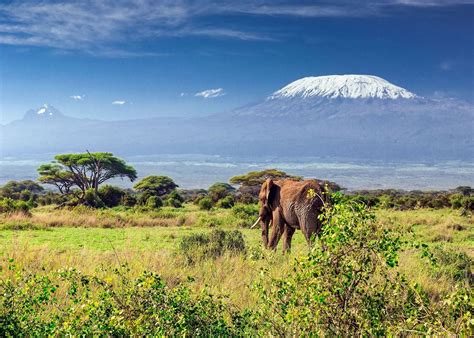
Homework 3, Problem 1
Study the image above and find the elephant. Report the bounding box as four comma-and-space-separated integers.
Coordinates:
251, 179, 326, 252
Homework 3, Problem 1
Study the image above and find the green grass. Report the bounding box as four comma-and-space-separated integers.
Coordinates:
0, 204, 472, 307
0, 204, 472, 335
1, 205, 470, 255
0, 225, 307, 253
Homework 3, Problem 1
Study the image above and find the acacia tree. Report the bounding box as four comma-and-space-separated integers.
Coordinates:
229, 169, 341, 202
133, 176, 178, 198
37, 152, 137, 200
230, 169, 301, 199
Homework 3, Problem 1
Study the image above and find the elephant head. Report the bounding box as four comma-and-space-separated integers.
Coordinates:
251, 178, 278, 248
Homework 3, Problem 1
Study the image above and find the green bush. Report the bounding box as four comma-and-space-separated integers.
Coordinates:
121, 193, 137, 207
164, 198, 183, 208
146, 196, 163, 210
432, 246, 473, 285
198, 197, 213, 210
236, 192, 257, 204
208, 183, 235, 203
98, 185, 125, 207
0, 198, 31, 214
253, 194, 473, 336
231, 203, 259, 227
178, 229, 246, 264
0, 180, 44, 200
83, 189, 105, 208
216, 195, 235, 209
164, 190, 184, 208
0, 266, 254, 336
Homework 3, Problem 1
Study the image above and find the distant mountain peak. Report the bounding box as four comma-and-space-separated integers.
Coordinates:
23, 104, 64, 120
268, 74, 417, 100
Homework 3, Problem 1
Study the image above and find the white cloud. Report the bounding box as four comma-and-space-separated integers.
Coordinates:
70, 95, 84, 100
0, 0, 472, 56
180, 92, 187, 97
112, 100, 126, 105
195, 88, 225, 98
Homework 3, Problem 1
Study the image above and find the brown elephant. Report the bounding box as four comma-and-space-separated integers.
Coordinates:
251, 179, 326, 252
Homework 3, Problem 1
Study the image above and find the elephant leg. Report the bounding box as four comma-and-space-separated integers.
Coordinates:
282, 225, 296, 253
268, 210, 284, 250
300, 214, 318, 247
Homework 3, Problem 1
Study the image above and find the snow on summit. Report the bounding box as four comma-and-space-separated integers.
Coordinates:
23, 104, 63, 120
269, 75, 417, 100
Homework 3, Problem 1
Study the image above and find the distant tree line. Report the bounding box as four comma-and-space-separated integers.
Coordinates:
347, 186, 474, 214
0, 152, 472, 215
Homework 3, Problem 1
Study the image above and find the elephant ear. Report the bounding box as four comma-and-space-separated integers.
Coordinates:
264, 178, 275, 207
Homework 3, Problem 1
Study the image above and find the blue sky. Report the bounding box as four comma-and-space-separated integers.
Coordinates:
0, 0, 473, 123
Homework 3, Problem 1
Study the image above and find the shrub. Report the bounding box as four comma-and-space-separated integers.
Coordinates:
432, 247, 473, 285
253, 193, 473, 336
236, 192, 257, 204
0, 266, 254, 336
231, 203, 259, 227
208, 183, 235, 203
216, 195, 235, 209
180, 189, 207, 203
121, 193, 137, 207
198, 197, 213, 210
0, 180, 44, 200
83, 189, 105, 208
178, 229, 246, 264
146, 196, 163, 210
164, 198, 183, 208
450, 193, 463, 209
461, 196, 474, 212
98, 185, 125, 207
164, 190, 184, 208
36, 191, 67, 206
0, 198, 31, 214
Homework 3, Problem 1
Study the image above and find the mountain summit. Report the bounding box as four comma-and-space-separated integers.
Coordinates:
23, 104, 64, 120
268, 75, 417, 100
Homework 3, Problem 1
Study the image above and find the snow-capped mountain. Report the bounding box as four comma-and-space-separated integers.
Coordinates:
22, 104, 64, 120
268, 75, 417, 100
1, 75, 473, 161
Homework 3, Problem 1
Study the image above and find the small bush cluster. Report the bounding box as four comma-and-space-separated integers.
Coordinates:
0, 266, 254, 336
197, 197, 213, 210
178, 229, 246, 264
231, 203, 260, 227
0, 198, 32, 214
349, 186, 474, 212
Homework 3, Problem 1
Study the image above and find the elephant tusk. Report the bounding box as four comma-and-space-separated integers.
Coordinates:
250, 216, 261, 229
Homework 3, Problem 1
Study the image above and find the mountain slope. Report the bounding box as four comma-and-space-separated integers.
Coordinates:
1, 75, 473, 161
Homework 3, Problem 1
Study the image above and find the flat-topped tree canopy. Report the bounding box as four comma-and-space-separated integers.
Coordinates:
134, 176, 178, 197
37, 152, 137, 197
229, 169, 302, 187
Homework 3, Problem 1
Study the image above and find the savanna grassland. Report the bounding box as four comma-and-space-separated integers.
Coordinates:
0, 161, 472, 335
0, 203, 472, 335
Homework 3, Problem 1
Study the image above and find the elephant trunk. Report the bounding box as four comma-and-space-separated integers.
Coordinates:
262, 218, 272, 249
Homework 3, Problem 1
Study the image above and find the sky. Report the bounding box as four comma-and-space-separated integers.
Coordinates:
0, 0, 473, 124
